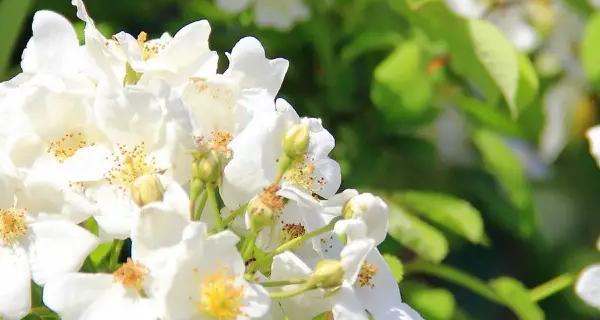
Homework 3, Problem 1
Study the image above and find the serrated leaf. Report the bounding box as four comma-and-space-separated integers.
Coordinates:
383, 254, 404, 282
582, 11, 600, 89
490, 277, 544, 320
472, 129, 535, 237
394, 191, 485, 244
467, 19, 519, 116
388, 204, 449, 262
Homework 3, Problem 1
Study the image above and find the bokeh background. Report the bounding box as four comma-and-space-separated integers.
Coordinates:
3, 0, 600, 319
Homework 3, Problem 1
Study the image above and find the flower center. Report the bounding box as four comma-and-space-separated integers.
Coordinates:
113, 259, 148, 291
260, 184, 285, 212
0, 208, 27, 245
198, 270, 245, 320
106, 143, 157, 190
284, 159, 323, 193
196, 130, 233, 154
137, 32, 163, 60
357, 262, 378, 288
281, 223, 306, 242
47, 130, 92, 162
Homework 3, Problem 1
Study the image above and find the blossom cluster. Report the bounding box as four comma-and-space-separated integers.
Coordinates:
0, 1, 420, 319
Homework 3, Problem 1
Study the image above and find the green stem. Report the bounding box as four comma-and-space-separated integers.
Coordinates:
192, 190, 207, 221
222, 203, 248, 227
269, 284, 316, 299
206, 183, 224, 231
405, 260, 504, 305
260, 278, 308, 287
274, 155, 293, 184
108, 240, 125, 271
530, 273, 575, 302
241, 229, 258, 261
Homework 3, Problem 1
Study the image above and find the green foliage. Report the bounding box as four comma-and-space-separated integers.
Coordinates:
403, 282, 456, 320
0, 0, 33, 77
383, 253, 405, 282
582, 12, 600, 89
490, 277, 544, 320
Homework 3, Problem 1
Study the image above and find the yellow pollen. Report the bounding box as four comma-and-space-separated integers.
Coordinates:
137, 31, 161, 60
281, 223, 306, 242
113, 258, 148, 291
199, 270, 245, 320
358, 262, 378, 288
284, 159, 323, 192
106, 143, 157, 190
0, 208, 27, 245
47, 130, 92, 162
196, 130, 234, 156
260, 184, 285, 211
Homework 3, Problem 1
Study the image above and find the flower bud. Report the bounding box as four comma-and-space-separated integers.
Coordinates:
282, 123, 310, 159
131, 174, 164, 206
193, 150, 221, 183
342, 193, 389, 245
246, 184, 285, 231
308, 259, 345, 289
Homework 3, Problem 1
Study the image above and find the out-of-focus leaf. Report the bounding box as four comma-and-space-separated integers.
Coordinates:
341, 31, 403, 63
371, 40, 434, 125
393, 191, 485, 244
383, 253, 404, 282
490, 277, 544, 320
392, 0, 522, 117
582, 11, 600, 89
515, 53, 539, 110
472, 129, 535, 237
404, 282, 456, 320
25, 307, 60, 320
0, 0, 33, 78
455, 95, 523, 137
89, 242, 113, 268
388, 204, 449, 263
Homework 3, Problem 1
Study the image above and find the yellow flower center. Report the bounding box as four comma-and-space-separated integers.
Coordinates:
47, 130, 93, 162
281, 223, 306, 242
106, 143, 157, 190
284, 159, 322, 193
357, 262, 378, 288
199, 270, 245, 320
113, 259, 148, 291
137, 32, 163, 60
0, 208, 27, 245
195, 130, 234, 156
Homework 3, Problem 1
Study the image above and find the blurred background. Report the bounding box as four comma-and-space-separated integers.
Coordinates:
3, 0, 600, 319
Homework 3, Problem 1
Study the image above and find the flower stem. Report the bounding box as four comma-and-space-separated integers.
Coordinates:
206, 183, 224, 231
222, 203, 248, 227
241, 229, 258, 261
268, 284, 316, 299
260, 278, 308, 287
191, 190, 207, 221
529, 273, 575, 302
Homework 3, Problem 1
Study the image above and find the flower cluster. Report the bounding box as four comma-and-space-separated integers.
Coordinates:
0, 1, 420, 319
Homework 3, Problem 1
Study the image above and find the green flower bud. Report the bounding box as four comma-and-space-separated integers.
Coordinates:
193, 150, 221, 183
247, 185, 285, 231
131, 174, 164, 207
282, 123, 310, 159
307, 259, 345, 289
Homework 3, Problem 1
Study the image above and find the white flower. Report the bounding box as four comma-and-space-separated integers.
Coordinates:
163, 224, 270, 319
0, 166, 98, 320
334, 192, 389, 245
576, 264, 600, 310
216, 0, 309, 30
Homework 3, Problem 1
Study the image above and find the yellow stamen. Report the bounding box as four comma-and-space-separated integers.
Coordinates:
47, 130, 92, 162
0, 208, 27, 245
106, 143, 157, 190
358, 262, 378, 288
281, 223, 306, 242
198, 270, 245, 320
113, 258, 148, 291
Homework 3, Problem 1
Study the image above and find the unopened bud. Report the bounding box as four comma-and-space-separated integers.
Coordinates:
131, 174, 164, 206
308, 260, 345, 289
282, 123, 309, 159
193, 150, 221, 183
247, 185, 285, 231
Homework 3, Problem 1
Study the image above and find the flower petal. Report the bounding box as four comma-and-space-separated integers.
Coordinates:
0, 246, 31, 320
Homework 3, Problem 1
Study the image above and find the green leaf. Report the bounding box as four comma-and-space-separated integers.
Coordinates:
581, 11, 600, 89
490, 277, 544, 320
0, 0, 33, 78
89, 242, 113, 267
467, 19, 519, 116
472, 129, 535, 237
388, 204, 449, 263
371, 40, 434, 125
404, 283, 456, 320
341, 31, 403, 63
515, 53, 539, 110
393, 191, 485, 244
454, 95, 523, 137
383, 254, 404, 282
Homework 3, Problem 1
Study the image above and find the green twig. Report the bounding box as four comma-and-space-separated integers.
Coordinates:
222, 203, 248, 227
206, 183, 224, 231
530, 273, 575, 302
260, 278, 308, 287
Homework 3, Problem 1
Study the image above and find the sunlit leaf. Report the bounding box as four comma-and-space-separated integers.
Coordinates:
490, 277, 544, 320
383, 253, 404, 282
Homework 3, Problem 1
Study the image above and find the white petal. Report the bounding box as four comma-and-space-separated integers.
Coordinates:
332, 284, 369, 320
314, 157, 341, 199
340, 239, 374, 284
26, 220, 98, 285
0, 246, 31, 320
576, 264, 600, 309
225, 37, 289, 97
306, 118, 335, 160
21, 10, 80, 75
91, 185, 138, 240
61, 145, 113, 182
241, 283, 271, 318
43, 273, 113, 320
